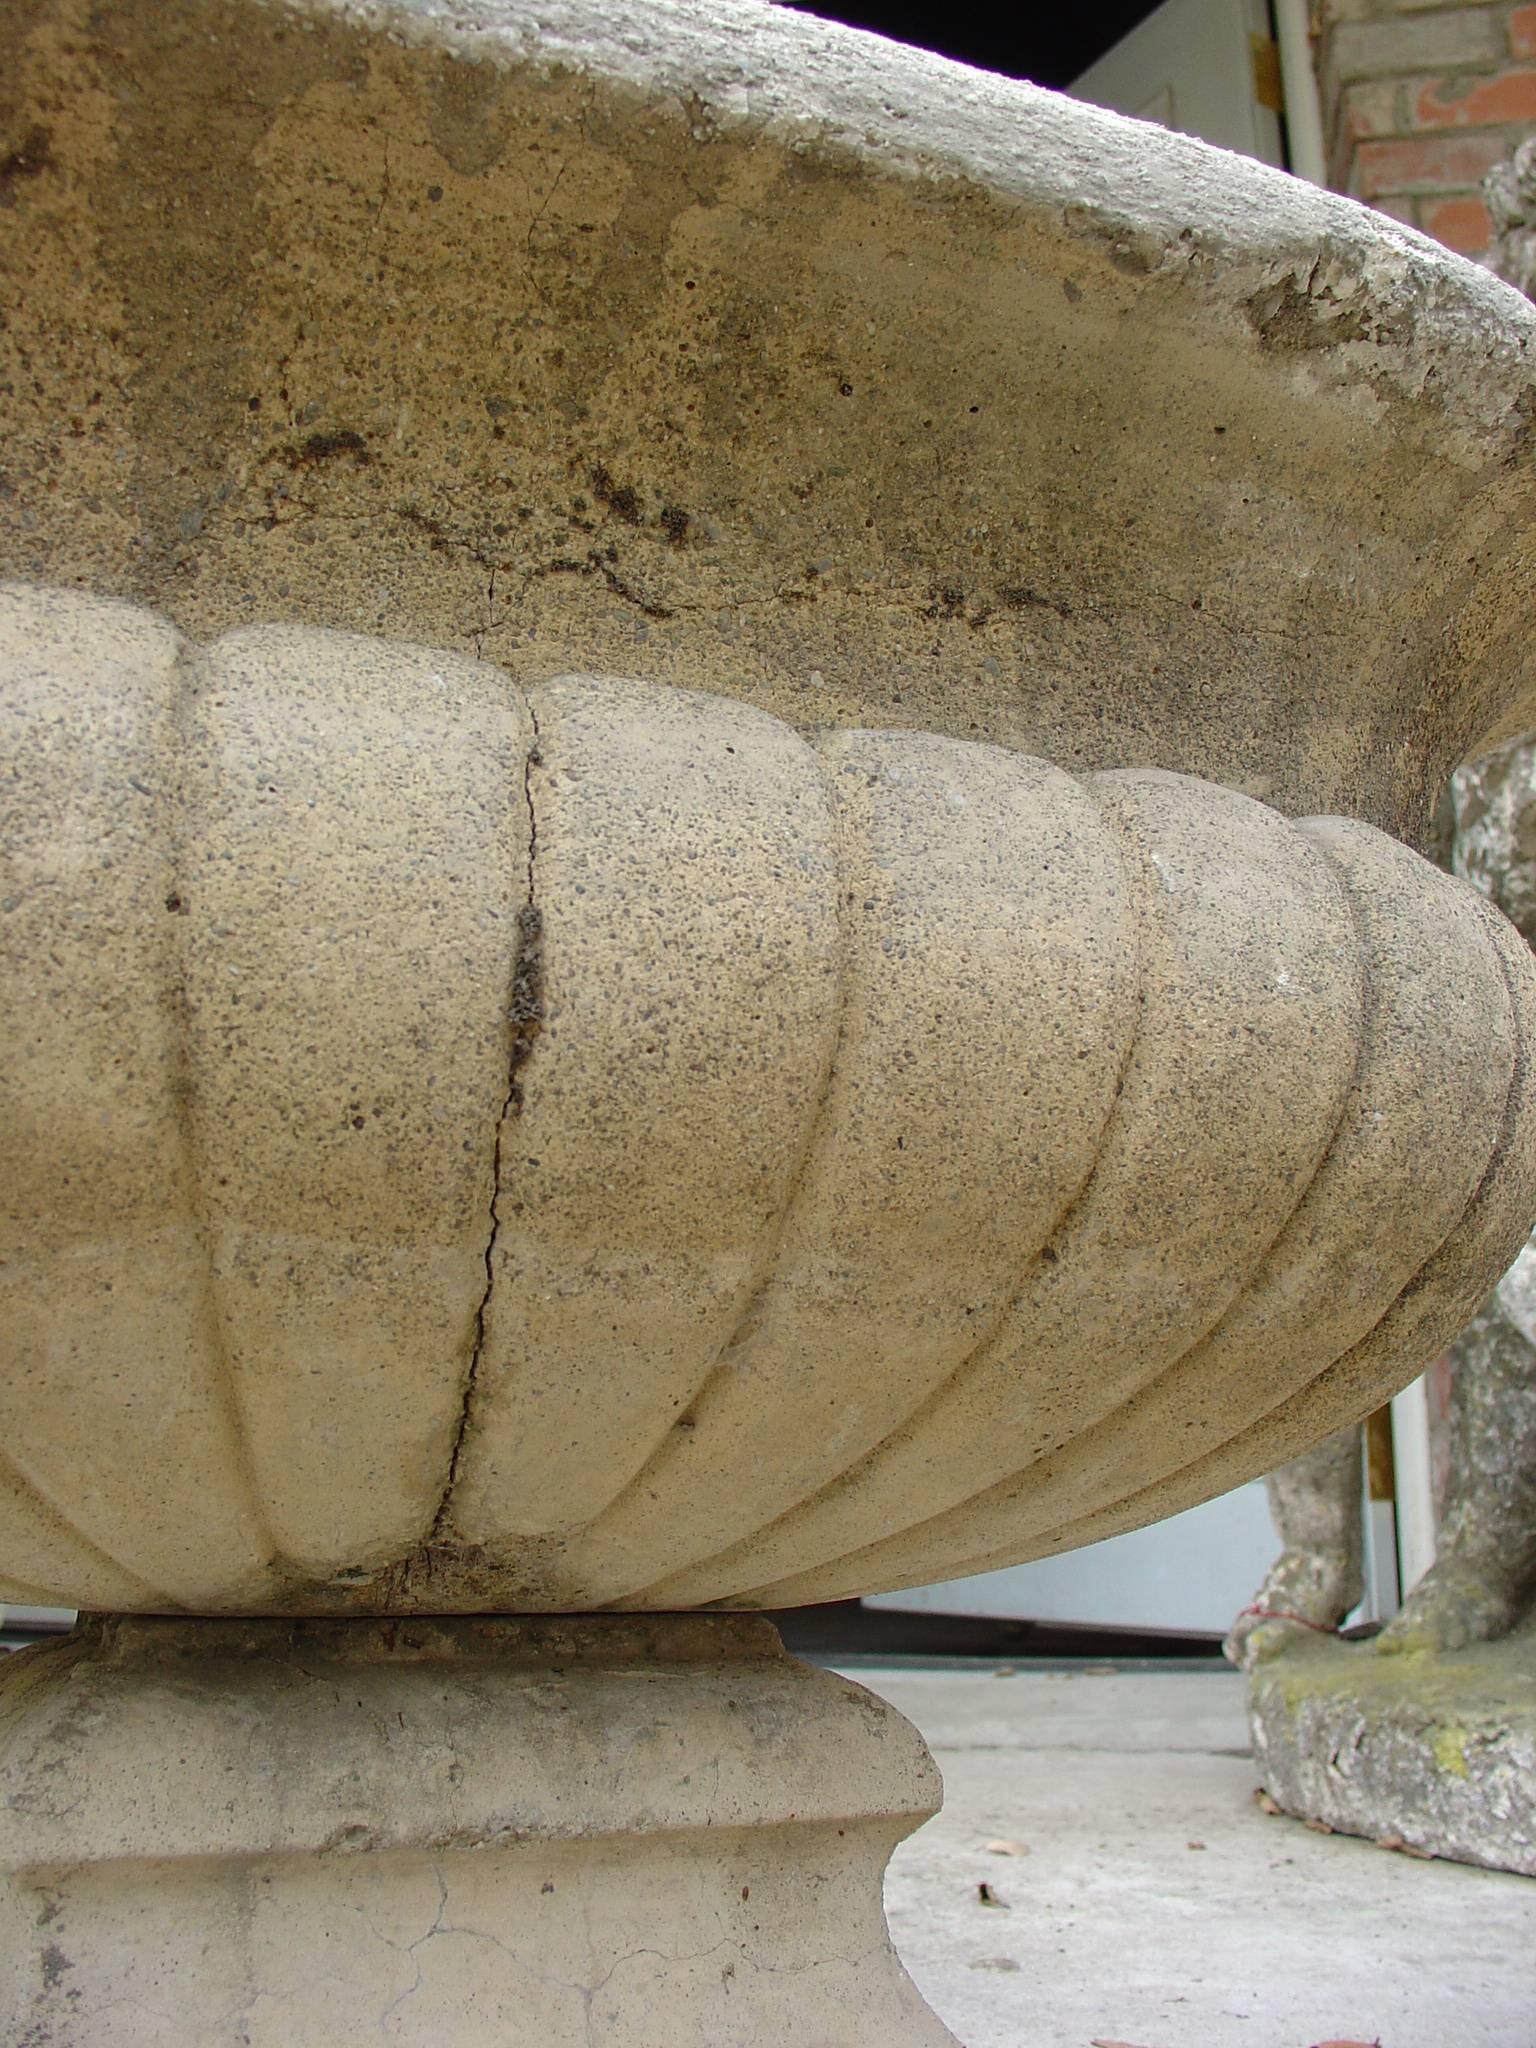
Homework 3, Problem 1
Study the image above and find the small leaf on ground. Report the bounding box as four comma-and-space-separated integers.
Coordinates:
1373, 1830, 1432, 1859
1185, 1839, 1206, 1851
984, 1837, 1029, 1857
1254, 1788, 1282, 1815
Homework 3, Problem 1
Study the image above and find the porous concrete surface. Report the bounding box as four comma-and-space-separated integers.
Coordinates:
8, 589, 1536, 1616
0, 1616, 958, 2047
863, 1662, 1536, 2048
5, 0, 1536, 846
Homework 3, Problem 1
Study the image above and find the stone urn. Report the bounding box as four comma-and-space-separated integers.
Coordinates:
3, 1, 1536, 2041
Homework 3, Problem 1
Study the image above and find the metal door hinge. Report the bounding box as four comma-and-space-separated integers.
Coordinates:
1250, 31, 1284, 113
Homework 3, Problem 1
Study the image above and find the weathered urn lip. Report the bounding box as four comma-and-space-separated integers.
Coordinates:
3, 0, 1535, 842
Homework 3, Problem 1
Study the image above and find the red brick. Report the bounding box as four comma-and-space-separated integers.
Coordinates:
1420, 193, 1493, 253
1413, 66, 1536, 126
1353, 130, 1513, 195
1511, 6, 1536, 60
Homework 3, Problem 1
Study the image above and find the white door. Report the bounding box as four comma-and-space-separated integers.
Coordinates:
1071, 0, 1285, 168
866, 1486, 1286, 1638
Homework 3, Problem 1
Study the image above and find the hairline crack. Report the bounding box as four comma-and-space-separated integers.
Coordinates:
428, 700, 544, 1544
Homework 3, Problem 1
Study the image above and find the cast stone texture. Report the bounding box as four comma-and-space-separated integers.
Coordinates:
5, 586, 1536, 1617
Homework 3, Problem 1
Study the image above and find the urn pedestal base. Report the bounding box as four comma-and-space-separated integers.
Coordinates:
1248, 1622, 1536, 1875
0, 1614, 957, 2047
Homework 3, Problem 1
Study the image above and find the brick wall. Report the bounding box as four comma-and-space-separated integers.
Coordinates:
1315, 0, 1536, 257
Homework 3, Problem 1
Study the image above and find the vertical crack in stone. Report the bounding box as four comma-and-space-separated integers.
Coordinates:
429, 706, 544, 1543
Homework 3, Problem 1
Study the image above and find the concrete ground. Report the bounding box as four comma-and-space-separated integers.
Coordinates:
846, 1661, 1536, 2048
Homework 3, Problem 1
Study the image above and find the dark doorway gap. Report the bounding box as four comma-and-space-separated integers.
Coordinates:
778, 2, 1167, 92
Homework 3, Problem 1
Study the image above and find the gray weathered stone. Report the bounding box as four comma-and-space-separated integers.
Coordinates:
1486, 136, 1536, 300
1248, 1625, 1536, 1876
1225, 1428, 1364, 1669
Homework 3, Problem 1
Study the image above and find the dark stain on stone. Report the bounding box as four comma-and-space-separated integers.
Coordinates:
589, 462, 643, 525
659, 504, 690, 547
599, 563, 674, 619
283, 429, 371, 469
1503, 385, 1535, 469
529, 544, 675, 618
395, 501, 455, 551
39, 1944, 72, 1990
427, 54, 513, 176
0, 124, 53, 204
999, 583, 1074, 621
505, 901, 544, 1115
372, 1538, 508, 1610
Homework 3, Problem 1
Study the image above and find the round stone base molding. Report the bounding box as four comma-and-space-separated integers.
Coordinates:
1247, 1625, 1536, 1876
0, 1615, 957, 2047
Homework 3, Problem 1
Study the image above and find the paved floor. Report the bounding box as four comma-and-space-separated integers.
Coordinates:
846, 1662, 1536, 2048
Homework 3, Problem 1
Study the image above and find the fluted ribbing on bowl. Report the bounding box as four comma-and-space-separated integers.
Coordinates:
3, 585, 1534, 1615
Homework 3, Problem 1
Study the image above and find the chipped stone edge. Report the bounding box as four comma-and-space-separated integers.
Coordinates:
249, 0, 1536, 437
1248, 1632, 1536, 1877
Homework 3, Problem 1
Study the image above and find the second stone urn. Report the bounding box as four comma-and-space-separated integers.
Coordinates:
3, 0, 1536, 2040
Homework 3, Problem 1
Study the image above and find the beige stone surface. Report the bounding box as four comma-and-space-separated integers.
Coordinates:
3, 0, 1536, 852
0, 1614, 957, 2045
5, 587, 1536, 1616
7, 5, 1536, 2042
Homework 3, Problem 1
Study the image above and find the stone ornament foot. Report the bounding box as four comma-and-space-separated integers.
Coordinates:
1376, 1555, 1530, 1655
1225, 1428, 1365, 1670
0, 1616, 958, 2048
1377, 1230, 1536, 1657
